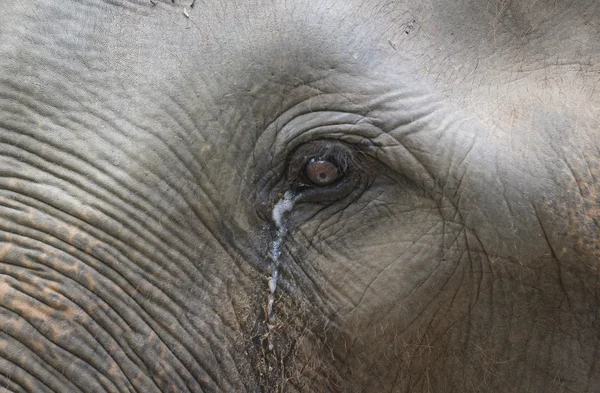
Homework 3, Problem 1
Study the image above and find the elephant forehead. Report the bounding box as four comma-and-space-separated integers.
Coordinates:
3, 0, 597, 136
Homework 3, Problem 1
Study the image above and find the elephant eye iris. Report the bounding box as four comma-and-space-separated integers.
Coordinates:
305, 158, 342, 186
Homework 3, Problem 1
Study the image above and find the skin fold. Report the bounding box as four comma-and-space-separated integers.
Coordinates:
0, 0, 598, 392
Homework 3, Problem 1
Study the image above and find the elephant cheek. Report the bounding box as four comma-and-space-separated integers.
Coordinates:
0, 196, 268, 392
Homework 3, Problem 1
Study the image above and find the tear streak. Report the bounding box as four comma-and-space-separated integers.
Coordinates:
266, 191, 295, 351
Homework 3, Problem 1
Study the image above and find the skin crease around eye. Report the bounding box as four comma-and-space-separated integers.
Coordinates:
305, 158, 342, 186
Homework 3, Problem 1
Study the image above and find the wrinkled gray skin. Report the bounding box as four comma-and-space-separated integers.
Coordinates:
0, 0, 599, 392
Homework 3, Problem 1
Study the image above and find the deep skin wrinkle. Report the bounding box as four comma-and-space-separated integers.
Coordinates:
0, 0, 599, 392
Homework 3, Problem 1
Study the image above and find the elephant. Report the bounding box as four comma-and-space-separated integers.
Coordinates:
0, 0, 598, 392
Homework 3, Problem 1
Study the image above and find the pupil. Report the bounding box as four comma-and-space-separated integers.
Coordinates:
319, 172, 327, 179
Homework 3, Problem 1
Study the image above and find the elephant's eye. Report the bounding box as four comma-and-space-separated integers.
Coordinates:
304, 158, 342, 186
284, 140, 362, 203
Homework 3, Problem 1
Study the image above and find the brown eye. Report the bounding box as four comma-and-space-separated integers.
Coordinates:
305, 158, 342, 186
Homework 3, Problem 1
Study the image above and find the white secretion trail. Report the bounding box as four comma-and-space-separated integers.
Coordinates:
271, 190, 296, 229
266, 190, 296, 351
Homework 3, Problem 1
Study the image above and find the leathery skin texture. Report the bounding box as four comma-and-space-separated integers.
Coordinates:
0, 0, 598, 392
